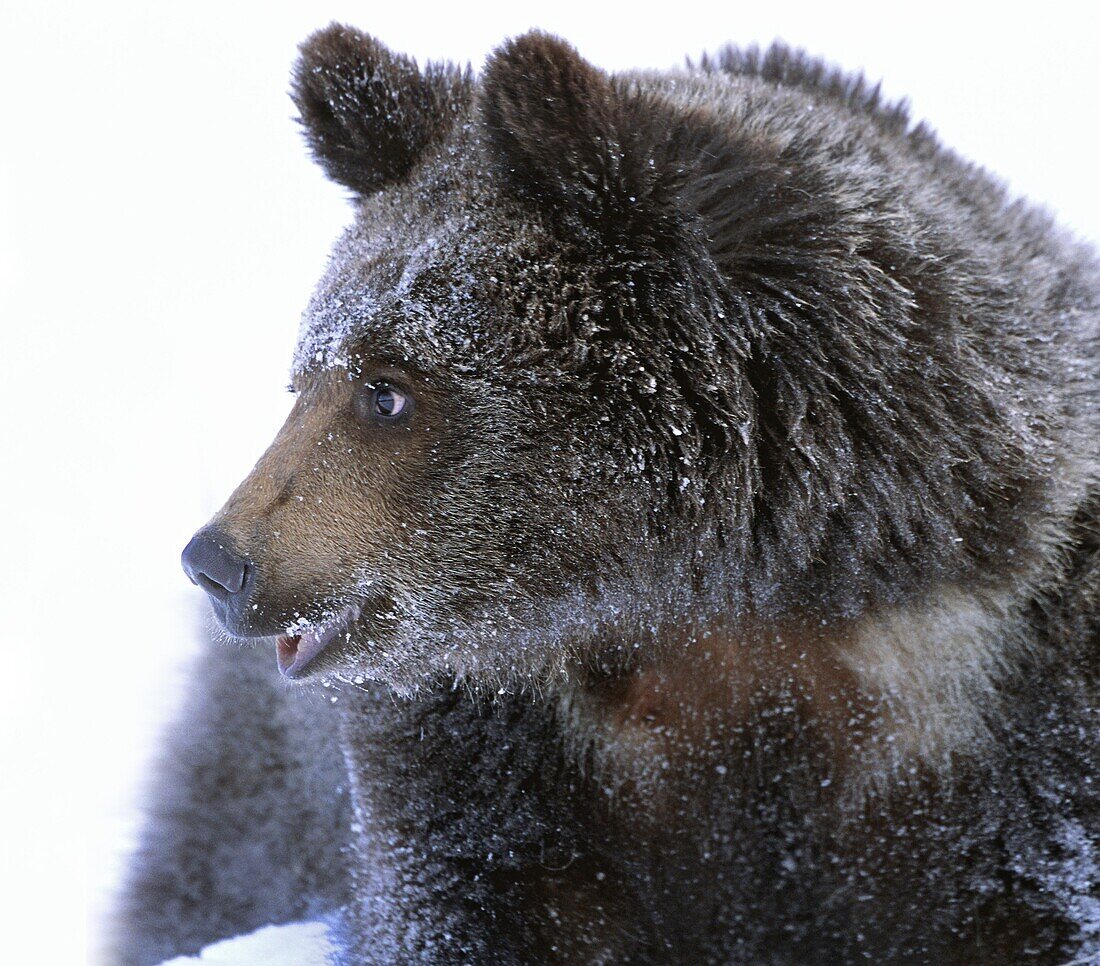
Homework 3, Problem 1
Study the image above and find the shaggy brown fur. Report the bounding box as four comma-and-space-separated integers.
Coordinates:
115, 25, 1099, 964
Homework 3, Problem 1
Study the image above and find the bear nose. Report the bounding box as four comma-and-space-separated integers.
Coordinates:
182, 529, 248, 603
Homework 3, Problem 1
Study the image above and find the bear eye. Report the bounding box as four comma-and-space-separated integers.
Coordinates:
371, 384, 407, 419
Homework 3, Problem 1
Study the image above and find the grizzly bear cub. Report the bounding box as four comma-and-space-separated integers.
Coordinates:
115, 24, 1099, 965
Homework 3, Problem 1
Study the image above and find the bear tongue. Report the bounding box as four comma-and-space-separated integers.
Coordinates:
276, 634, 302, 675
276, 604, 362, 679
277, 628, 331, 679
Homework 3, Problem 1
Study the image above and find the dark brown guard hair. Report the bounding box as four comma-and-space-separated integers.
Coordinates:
292, 23, 468, 195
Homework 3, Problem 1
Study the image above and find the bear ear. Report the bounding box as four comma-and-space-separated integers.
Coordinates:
291, 24, 462, 195
480, 32, 682, 239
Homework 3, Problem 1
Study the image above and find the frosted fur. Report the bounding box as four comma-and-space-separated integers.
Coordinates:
114, 27, 1099, 965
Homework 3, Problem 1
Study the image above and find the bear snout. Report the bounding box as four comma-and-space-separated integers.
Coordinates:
181, 527, 253, 631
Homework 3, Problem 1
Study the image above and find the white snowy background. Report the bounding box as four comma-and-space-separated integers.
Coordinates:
0, 1, 1096, 963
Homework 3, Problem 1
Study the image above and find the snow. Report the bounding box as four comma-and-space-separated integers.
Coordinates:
1052, 818, 1100, 956
160, 922, 332, 966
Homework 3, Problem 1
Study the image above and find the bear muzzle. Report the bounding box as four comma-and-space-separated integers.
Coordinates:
181, 527, 258, 635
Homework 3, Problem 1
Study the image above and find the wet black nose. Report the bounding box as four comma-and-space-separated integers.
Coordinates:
182, 529, 248, 603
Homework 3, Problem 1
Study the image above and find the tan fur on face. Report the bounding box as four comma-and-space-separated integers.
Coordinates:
207, 371, 430, 635
212, 378, 388, 597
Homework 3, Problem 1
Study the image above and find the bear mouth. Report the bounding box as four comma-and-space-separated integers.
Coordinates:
276, 602, 362, 679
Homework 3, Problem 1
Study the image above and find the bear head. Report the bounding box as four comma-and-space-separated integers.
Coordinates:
181, 25, 1035, 692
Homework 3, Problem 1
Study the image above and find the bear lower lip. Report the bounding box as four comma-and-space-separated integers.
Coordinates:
276, 603, 361, 679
